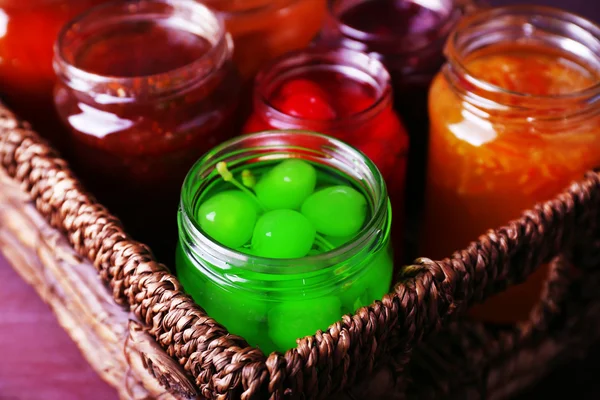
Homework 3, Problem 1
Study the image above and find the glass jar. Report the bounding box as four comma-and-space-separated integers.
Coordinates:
321, 0, 475, 127
0, 0, 111, 148
176, 131, 393, 354
53, 0, 241, 262
320, 0, 477, 257
421, 6, 600, 323
243, 48, 409, 262
204, 0, 327, 81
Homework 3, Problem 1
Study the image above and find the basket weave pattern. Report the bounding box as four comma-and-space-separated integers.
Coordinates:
0, 102, 599, 399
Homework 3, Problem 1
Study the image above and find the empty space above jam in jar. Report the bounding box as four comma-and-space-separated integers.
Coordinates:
74, 19, 213, 77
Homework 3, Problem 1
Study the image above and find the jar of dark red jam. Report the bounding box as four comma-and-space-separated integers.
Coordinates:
176, 131, 393, 354
243, 48, 409, 262
421, 6, 600, 323
53, 0, 240, 262
320, 0, 477, 257
0, 0, 111, 149
321, 0, 476, 126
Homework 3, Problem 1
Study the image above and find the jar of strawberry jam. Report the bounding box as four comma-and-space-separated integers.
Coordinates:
421, 6, 600, 324
243, 48, 409, 261
0, 0, 111, 148
53, 0, 240, 262
177, 131, 393, 354
320, 0, 477, 257
204, 0, 327, 81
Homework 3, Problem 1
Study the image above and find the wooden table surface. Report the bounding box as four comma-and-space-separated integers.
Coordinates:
1, 1, 599, 399
0, 253, 118, 400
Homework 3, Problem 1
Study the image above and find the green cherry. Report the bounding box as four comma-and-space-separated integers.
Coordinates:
176, 241, 205, 305
255, 159, 317, 210
301, 185, 367, 237
323, 234, 355, 248
251, 209, 316, 258
339, 245, 394, 313
268, 297, 341, 351
237, 246, 256, 256
201, 279, 269, 346
197, 190, 258, 248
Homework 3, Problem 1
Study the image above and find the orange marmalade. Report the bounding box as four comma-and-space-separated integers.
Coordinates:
421, 6, 600, 323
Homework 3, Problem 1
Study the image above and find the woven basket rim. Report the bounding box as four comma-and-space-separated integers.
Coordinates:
1, 105, 598, 399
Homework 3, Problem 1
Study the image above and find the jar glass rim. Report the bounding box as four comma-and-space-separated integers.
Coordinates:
327, 0, 467, 53
203, 0, 298, 18
53, 0, 230, 95
445, 5, 600, 107
253, 47, 394, 129
179, 130, 391, 276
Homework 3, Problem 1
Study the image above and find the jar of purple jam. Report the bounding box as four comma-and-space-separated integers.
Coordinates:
320, 0, 478, 259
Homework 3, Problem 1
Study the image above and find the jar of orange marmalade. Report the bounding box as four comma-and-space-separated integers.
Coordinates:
0, 0, 111, 148
421, 6, 600, 324
204, 0, 327, 81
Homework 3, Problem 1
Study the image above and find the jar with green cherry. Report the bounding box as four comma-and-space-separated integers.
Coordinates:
176, 131, 393, 354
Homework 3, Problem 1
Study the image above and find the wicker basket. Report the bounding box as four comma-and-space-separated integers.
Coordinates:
0, 102, 599, 400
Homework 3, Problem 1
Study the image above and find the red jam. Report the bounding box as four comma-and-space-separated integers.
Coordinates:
0, 0, 111, 148
244, 48, 409, 261
53, 0, 240, 262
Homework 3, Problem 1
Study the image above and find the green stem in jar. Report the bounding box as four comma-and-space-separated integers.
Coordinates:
217, 162, 265, 210
242, 169, 256, 189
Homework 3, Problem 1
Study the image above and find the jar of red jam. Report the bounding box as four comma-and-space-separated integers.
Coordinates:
243, 48, 409, 261
204, 0, 327, 81
177, 131, 393, 354
421, 6, 600, 323
53, 0, 240, 262
320, 0, 478, 257
0, 0, 111, 148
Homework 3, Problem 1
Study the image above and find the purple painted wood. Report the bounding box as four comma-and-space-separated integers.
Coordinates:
0, 253, 118, 400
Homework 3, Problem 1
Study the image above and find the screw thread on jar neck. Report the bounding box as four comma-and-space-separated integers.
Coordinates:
53, 0, 233, 101
253, 47, 394, 130
178, 131, 391, 282
443, 5, 600, 117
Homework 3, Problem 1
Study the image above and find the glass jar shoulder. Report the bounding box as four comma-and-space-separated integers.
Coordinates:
53, 64, 240, 155
222, 0, 326, 79
427, 71, 600, 198
221, 0, 325, 32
